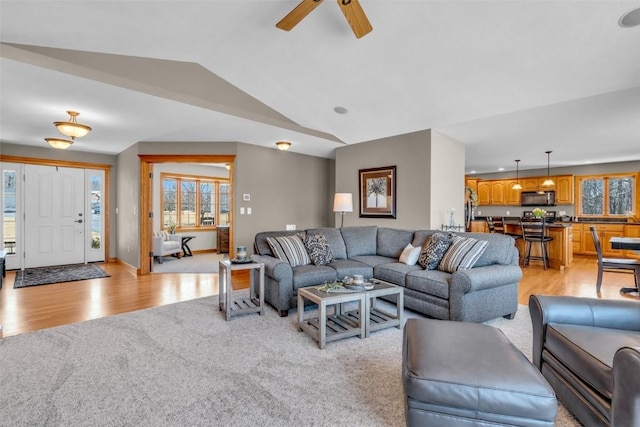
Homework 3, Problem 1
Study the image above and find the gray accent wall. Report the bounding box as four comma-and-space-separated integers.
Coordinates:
335, 129, 465, 230
116, 145, 140, 268
234, 143, 333, 252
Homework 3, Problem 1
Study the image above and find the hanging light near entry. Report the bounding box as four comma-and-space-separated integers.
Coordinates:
512, 160, 523, 190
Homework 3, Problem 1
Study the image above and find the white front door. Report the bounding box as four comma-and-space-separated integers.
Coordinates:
24, 165, 86, 268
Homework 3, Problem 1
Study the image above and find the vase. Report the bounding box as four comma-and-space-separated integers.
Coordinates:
449, 213, 455, 227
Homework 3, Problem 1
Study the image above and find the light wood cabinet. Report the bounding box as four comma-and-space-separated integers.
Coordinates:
469, 220, 488, 233
572, 223, 582, 254
477, 181, 491, 205
624, 225, 640, 260
576, 223, 625, 257
476, 180, 506, 205
521, 178, 539, 192
554, 175, 574, 204
505, 180, 522, 205
465, 178, 478, 193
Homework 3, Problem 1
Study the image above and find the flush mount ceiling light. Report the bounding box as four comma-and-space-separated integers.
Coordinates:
334, 106, 348, 114
276, 141, 292, 151
512, 160, 523, 190
542, 151, 555, 186
619, 7, 640, 27
54, 110, 92, 139
45, 137, 74, 149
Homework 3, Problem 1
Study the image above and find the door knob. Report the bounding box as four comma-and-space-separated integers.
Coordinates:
74, 219, 83, 224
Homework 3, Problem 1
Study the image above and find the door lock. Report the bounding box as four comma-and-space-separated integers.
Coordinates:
74, 219, 83, 224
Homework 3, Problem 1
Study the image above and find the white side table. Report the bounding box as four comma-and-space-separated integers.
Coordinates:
218, 260, 264, 321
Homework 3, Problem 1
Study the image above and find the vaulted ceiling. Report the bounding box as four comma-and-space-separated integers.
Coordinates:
1, 1, 639, 174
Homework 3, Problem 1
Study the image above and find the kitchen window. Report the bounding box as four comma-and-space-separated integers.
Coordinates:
577, 173, 636, 217
161, 173, 230, 230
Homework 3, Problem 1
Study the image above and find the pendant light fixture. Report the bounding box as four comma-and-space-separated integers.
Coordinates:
44, 137, 74, 149
512, 160, 523, 190
276, 141, 292, 151
542, 151, 555, 186
54, 110, 92, 139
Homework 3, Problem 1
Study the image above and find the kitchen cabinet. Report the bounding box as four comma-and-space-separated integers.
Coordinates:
623, 225, 640, 260
572, 223, 582, 253
476, 180, 506, 205
505, 180, 522, 205
504, 222, 573, 270
469, 220, 488, 233
554, 175, 574, 204
521, 178, 540, 192
477, 181, 491, 205
576, 223, 625, 257
465, 178, 478, 193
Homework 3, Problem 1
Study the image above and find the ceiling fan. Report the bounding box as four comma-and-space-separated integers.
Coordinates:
276, 0, 373, 39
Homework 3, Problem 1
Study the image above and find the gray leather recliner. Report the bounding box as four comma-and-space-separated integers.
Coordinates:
529, 295, 640, 426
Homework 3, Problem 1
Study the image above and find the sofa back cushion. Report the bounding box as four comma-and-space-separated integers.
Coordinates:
153, 231, 170, 241
377, 227, 414, 258
411, 230, 439, 248
306, 228, 347, 259
254, 230, 302, 256
341, 226, 378, 258
460, 232, 516, 267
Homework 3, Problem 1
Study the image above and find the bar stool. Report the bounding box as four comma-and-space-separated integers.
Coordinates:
520, 218, 553, 269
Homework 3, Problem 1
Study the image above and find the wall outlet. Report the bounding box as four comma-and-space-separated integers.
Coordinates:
559, 211, 566, 216
477, 210, 481, 215
286, 224, 296, 230
506, 211, 510, 216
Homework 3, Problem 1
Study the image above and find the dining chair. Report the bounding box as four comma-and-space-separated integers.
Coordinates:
520, 218, 553, 269
486, 217, 496, 233
589, 226, 640, 293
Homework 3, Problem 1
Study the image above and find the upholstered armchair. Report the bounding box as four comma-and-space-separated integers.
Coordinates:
529, 295, 640, 426
152, 231, 182, 263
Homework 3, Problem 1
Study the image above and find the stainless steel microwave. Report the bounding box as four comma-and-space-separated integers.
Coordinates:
521, 191, 556, 206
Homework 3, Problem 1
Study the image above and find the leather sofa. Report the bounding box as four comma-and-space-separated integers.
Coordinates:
251, 226, 521, 322
529, 295, 640, 426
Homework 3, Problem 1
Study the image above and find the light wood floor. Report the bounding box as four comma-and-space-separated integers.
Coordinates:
1, 255, 637, 338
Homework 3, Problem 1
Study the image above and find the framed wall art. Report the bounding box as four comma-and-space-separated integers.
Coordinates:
359, 165, 396, 218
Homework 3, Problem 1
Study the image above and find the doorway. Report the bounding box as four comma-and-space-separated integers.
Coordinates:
138, 155, 235, 275
1, 158, 111, 271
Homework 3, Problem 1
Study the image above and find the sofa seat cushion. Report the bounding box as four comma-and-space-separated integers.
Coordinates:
405, 269, 451, 299
327, 259, 373, 279
374, 262, 422, 286
341, 226, 378, 257
350, 255, 397, 268
163, 241, 181, 251
292, 265, 337, 289
545, 323, 640, 399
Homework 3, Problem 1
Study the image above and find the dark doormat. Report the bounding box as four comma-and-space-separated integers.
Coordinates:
13, 264, 110, 289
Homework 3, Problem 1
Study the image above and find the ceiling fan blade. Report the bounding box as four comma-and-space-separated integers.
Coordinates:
276, 0, 324, 31
337, 0, 373, 39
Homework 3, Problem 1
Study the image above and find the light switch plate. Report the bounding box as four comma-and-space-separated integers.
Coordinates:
240, 207, 245, 215
247, 207, 252, 215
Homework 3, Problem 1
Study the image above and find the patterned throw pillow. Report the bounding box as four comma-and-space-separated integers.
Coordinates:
266, 235, 311, 267
418, 232, 453, 269
304, 233, 335, 266
437, 235, 488, 273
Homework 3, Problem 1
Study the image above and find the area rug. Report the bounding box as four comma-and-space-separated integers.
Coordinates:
0, 297, 579, 426
152, 252, 224, 274
13, 263, 110, 289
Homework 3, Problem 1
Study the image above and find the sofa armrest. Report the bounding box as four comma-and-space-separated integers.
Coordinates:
613, 346, 640, 425
152, 236, 164, 255
451, 264, 522, 294
168, 234, 182, 243
529, 295, 640, 369
251, 254, 293, 282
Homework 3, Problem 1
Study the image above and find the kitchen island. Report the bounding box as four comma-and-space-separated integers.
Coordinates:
503, 221, 573, 270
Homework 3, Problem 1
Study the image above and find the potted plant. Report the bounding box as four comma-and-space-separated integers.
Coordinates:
532, 208, 546, 218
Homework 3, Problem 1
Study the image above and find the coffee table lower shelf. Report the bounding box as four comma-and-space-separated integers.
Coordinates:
299, 311, 364, 346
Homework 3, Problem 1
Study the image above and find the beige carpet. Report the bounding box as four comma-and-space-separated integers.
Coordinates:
152, 252, 225, 274
0, 299, 579, 426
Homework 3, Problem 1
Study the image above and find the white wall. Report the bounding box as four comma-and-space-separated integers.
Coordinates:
431, 129, 466, 228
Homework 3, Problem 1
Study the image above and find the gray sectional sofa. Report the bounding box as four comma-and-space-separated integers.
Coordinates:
251, 226, 522, 322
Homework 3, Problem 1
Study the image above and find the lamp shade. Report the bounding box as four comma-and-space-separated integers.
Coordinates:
45, 137, 73, 149
333, 193, 353, 212
54, 111, 92, 139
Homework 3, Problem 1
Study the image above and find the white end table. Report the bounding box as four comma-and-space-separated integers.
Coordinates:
218, 259, 264, 321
